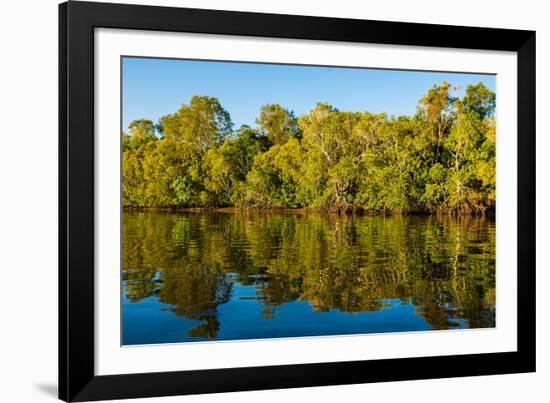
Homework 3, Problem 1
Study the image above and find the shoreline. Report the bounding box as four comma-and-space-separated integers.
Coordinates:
122, 205, 496, 217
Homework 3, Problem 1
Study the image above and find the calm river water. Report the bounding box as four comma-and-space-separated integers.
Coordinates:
122, 210, 495, 345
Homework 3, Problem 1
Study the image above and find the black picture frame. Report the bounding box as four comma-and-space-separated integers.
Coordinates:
59, 1, 536, 401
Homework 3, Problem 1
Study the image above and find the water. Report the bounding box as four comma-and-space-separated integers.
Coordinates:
122, 210, 495, 345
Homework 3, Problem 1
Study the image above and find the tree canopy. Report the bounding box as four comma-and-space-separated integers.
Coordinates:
122, 82, 496, 214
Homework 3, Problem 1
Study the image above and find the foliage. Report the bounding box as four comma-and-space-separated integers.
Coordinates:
256, 103, 301, 146
122, 82, 496, 214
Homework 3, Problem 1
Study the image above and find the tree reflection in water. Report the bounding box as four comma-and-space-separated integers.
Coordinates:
122, 210, 495, 342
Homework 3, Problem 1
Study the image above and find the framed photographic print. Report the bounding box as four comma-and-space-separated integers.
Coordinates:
59, 1, 536, 401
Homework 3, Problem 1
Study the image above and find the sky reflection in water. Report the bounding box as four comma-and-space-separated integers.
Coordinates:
122, 211, 495, 345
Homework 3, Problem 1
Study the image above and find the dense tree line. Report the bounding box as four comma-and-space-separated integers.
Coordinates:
122, 82, 496, 214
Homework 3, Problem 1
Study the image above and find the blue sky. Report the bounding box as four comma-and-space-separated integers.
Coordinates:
122, 57, 495, 131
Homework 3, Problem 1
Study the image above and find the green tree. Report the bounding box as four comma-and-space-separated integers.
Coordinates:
462, 82, 496, 120
256, 104, 300, 146
122, 119, 157, 151
244, 138, 305, 207
417, 81, 456, 160
202, 125, 268, 206
159, 95, 233, 153
298, 103, 340, 164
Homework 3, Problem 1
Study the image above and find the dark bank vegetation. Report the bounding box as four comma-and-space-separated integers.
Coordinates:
122, 82, 495, 214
